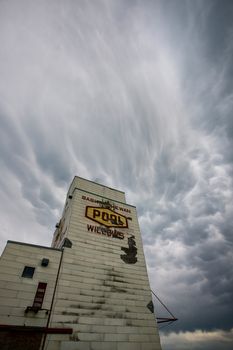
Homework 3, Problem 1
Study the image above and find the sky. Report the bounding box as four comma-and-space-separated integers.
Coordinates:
0, 0, 233, 349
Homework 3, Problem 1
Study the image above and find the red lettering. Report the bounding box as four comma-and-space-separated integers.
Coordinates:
118, 216, 124, 225
101, 228, 107, 235
110, 214, 117, 224
107, 229, 112, 237
117, 232, 124, 239
93, 209, 100, 218
87, 225, 125, 240
102, 212, 109, 221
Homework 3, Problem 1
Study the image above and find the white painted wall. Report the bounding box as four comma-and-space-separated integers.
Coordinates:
0, 242, 61, 328
48, 177, 162, 350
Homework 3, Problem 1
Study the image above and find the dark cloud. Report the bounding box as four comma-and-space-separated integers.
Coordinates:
0, 1, 233, 349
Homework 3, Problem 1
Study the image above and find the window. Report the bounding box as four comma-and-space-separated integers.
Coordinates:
22, 266, 35, 278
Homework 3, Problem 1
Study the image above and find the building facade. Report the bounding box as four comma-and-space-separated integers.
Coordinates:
0, 176, 162, 350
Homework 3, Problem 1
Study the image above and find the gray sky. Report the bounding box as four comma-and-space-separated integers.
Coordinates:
0, 1, 233, 349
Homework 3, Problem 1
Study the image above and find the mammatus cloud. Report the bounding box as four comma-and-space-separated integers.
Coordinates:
0, 0, 233, 349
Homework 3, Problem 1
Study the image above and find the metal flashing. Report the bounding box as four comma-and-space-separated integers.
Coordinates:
7, 241, 61, 251
73, 175, 125, 193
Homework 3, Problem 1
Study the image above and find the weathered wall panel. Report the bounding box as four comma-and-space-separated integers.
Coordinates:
0, 177, 161, 350
49, 177, 161, 350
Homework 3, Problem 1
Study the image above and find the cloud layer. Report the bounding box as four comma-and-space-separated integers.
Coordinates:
0, 1, 233, 349
160, 328, 233, 350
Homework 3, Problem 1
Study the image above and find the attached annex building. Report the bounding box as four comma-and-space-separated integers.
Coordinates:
0, 176, 162, 350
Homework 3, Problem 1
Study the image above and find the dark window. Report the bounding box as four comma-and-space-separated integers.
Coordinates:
22, 266, 35, 278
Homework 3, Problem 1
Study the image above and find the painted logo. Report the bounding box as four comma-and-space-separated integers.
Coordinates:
85, 206, 128, 228
121, 235, 137, 264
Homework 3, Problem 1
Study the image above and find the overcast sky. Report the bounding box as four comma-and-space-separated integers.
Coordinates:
0, 0, 233, 349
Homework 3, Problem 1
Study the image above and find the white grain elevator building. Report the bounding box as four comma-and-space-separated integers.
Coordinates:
0, 176, 162, 350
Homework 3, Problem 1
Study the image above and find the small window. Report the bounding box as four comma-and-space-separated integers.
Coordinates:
22, 266, 35, 278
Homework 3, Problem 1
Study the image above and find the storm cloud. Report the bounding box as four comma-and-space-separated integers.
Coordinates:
0, 1, 233, 349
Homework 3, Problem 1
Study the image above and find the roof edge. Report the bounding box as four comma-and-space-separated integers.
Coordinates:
7, 240, 61, 251
73, 176, 125, 194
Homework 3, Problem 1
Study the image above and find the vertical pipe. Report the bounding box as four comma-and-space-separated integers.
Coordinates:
40, 248, 64, 350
